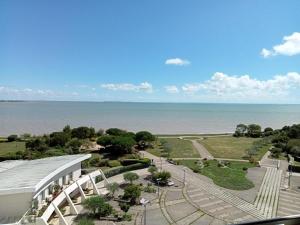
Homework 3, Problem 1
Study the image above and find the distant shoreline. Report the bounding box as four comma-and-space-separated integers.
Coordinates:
1, 100, 300, 105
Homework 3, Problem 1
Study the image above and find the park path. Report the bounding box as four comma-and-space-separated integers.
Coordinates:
190, 140, 214, 159
142, 151, 266, 222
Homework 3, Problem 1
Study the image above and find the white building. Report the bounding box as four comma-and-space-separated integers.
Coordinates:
0, 154, 91, 225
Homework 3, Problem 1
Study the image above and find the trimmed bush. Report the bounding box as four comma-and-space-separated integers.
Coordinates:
104, 163, 149, 178
108, 160, 121, 167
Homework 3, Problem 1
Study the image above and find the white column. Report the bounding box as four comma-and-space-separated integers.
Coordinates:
76, 181, 86, 201
53, 203, 68, 225
99, 169, 110, 186
64, 191, 78, 215
89, 174, 100, 195
36, 217, 49, 225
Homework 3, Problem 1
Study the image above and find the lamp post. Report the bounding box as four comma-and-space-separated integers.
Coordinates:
140, 198, 149, 225
183, 168, 186, 185
160, 157, 162, 171
156, 178, 162, 197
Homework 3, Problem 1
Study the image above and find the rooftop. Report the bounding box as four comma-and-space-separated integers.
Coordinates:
0, 154, 91, 195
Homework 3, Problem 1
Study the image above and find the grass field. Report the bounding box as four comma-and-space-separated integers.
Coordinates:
178, 159, 255, 190
198, 136, 264, 160
0, 141, 26, 157
148, 138, 200, 158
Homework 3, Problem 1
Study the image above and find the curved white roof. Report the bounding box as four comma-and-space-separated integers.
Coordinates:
0, 154, 90, 195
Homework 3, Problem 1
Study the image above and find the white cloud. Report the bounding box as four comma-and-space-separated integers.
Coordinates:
165, 85, 179, 94
181, 72, 300, 99
261, 32, 300, 58
165, 58, 190, 66
101, 82, 153, 93
0, 86, 56, 97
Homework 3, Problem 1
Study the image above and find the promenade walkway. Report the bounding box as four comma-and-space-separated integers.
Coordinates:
142, 151, 266, 223
190, 140, 214, 159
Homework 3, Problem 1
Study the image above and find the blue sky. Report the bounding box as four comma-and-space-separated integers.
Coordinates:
1, 0, 300, 103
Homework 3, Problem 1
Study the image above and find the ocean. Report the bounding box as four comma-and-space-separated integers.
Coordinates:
0, 101, 300, 136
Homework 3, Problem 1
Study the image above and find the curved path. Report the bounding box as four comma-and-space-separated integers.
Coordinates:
142, 151, 266, 223
190, 140, 214, 159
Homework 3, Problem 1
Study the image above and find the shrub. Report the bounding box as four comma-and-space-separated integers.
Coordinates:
120, 158, 151, 166
153, 171, 171, 185
108, 160, 121, 167
119, 202, 130, 213
104, 163, 149, 178
122, 213, 132, 221
106, 182, 119, 198
123, 184, 141, 204
77, 217, 94, 225
7, 134, 18, 142
123, 172, 139, 184
82, 196, 112, 217
143, 183, 156, 193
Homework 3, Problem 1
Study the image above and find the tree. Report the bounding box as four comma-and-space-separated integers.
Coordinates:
290, 146, 300, 158
123, 184, 141, 204
66, 138, 82, 154
247, 124, 262, 138
7, 134, 18, 142
234, 124, 247, 137
135, 131, 155, 149
148, 166, 157, 175
264, 127, 274, 136
63, 125, 72, 134
82, 196, 112, 217
119, 202, 130, 213
26, 137, 48, 152
106, 182, 119, 198
153, 171, 171, 185
97, 135, 136, 155
123, 172, 139, 184
71, 127, 94, 139
49, 132, 70, 147
106, 128, 127, 136
96, 129, 104, 136
270, 147, 282, 158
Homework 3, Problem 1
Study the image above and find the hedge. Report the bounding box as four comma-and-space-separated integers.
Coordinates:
120, 158, 151, 166
288, 165, 300, 173
95, 161, 150, 183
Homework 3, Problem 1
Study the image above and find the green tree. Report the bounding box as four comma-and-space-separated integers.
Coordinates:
71, 127, 94, 139
264, 127, 274, 136
66, 138, 82, 154
7, 134, 18, 142
148, 166, 157, 175
234, 124, 248, 137
135, 131, 155, 149
26, 137, 48, 152
123, 172, 139, 184
106, 182, 119, 198
119, 202, 130, 213
123, 184, 141, 204
82, 196, 112, 217
247, 124, 262, 138
106, 128, 127, 136
97, 136, 136, 155
49, 132, 70, 147
153, 171, 171, 185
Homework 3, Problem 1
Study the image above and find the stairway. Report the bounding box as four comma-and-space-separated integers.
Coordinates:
254, 167, 282, 218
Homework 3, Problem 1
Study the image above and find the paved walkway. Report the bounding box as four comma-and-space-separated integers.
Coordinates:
142, 151, 266, 223
190, 140, 214, 159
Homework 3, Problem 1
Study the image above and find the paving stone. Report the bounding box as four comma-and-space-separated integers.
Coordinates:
166, 201, 197, 222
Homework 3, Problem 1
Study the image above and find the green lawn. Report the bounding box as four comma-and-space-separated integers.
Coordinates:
0, 141, 26, 157
149, 138, 200, 158
198, 136, 266, 160
178, 159, 255, 190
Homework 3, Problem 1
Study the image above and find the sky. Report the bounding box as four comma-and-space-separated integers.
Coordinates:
1, 0, 300, 103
